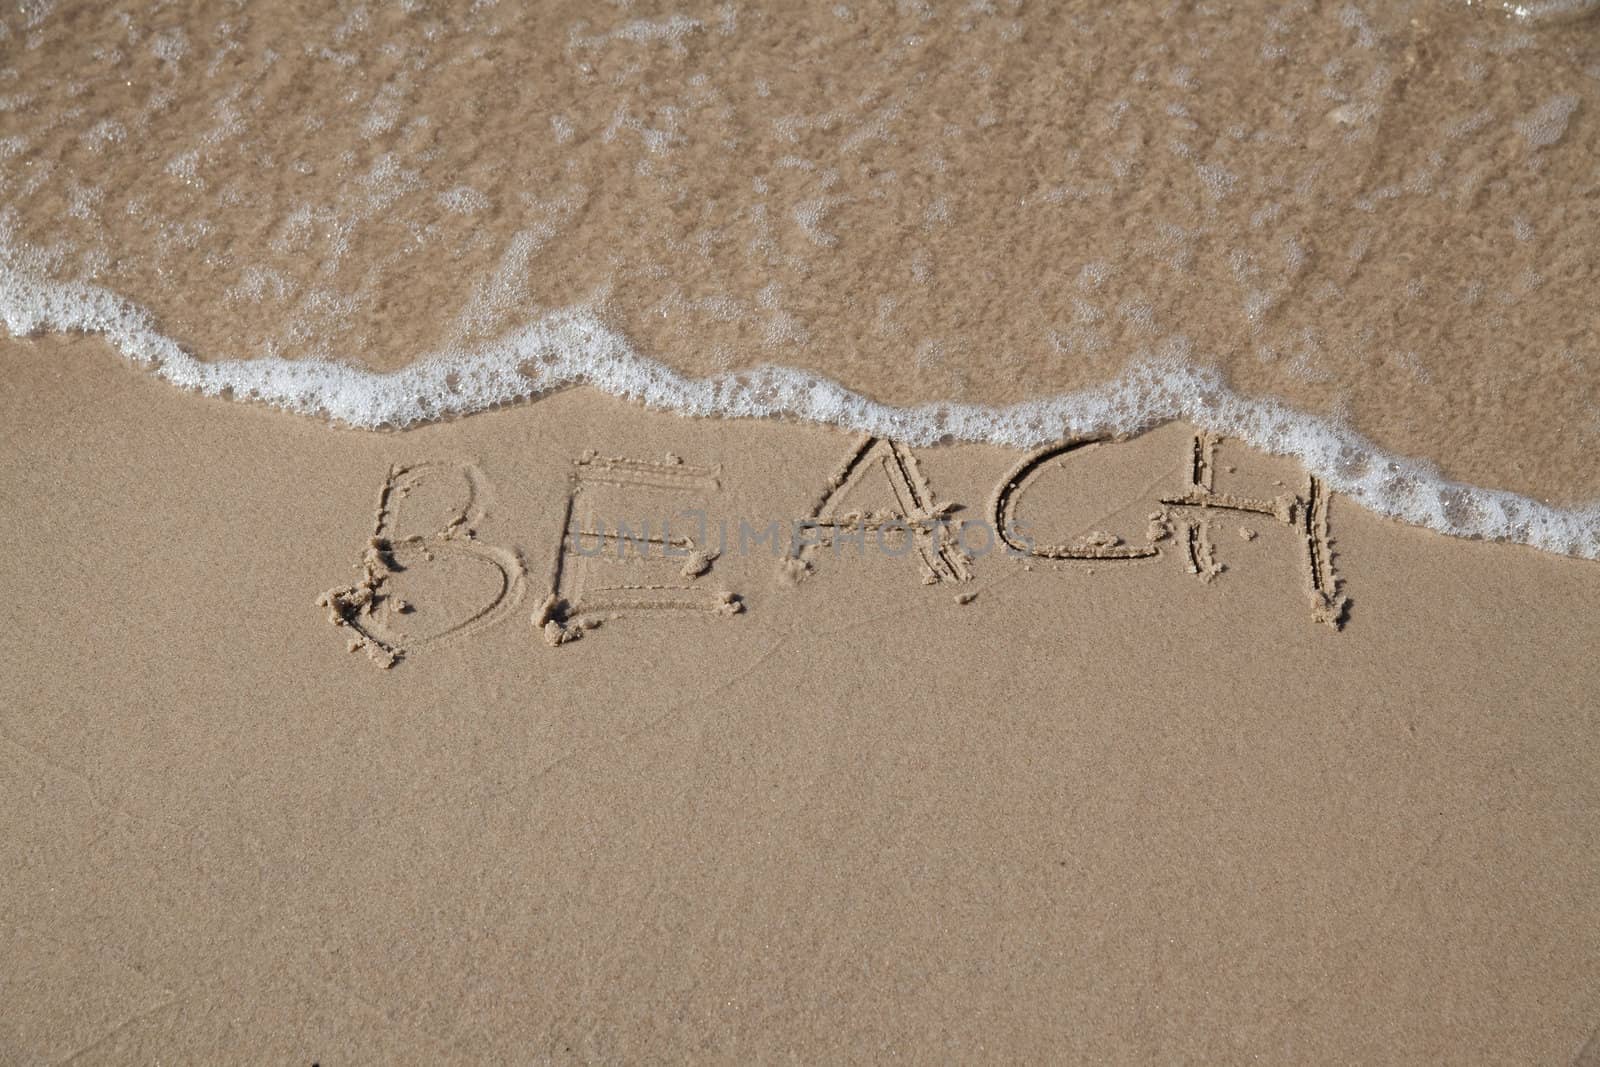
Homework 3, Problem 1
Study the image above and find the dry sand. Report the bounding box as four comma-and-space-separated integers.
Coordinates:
4, 336, 1598, 1063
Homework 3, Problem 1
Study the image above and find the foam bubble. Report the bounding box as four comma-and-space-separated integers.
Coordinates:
1514, 94, 1581, 149
1487, 0, 1600, 24
436, 185, 492, 215
2, 254, 1597, 561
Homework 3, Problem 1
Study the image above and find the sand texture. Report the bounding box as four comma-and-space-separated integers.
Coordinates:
4, 338, 1598, 1063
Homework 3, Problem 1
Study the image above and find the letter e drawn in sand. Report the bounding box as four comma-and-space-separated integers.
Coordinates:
781, 435, 971, 587
317, 462, 529, 668
537, 452, 743, 647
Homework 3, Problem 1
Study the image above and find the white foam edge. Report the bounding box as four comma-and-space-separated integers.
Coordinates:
4, 263, 1597, 560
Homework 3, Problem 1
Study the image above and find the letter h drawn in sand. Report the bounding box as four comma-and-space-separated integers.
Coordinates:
781, 435, 971, 586
1157, 432, 1348, 628
536, 452, 743, 646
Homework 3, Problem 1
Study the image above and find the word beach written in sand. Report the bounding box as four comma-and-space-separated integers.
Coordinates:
318, 429, 1347, 667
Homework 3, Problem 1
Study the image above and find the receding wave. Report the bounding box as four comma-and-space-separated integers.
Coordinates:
4, 260, 1597, 561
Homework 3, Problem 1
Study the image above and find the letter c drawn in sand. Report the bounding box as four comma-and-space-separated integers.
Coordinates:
989, 437, 1163, 562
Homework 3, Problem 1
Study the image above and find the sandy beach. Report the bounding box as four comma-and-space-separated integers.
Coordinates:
6, 0, 1600, 1061
4, 337, 1598, 1062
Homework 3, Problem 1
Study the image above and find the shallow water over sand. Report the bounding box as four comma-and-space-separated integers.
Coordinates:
2, 0, 1598, 505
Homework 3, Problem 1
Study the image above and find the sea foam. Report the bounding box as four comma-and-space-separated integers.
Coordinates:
1482, 0, 1600, 25
2, 256, 1597, 561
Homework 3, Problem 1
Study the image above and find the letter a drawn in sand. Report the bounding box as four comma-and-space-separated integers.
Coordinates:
781, 435, 971, 587
537, 452, 743, 646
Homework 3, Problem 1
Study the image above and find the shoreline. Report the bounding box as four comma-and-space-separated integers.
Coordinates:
4, 315, 1598, 561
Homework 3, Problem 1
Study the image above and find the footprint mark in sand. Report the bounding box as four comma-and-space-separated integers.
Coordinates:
317, 462, 527, 668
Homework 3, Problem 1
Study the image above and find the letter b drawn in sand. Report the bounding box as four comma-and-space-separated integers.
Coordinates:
317, 462, 529, 668
781, 435, 971, 587
537, 452, 743, 646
